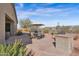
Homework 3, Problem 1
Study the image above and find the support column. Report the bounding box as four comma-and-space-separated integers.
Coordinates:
10, 22, 14, 36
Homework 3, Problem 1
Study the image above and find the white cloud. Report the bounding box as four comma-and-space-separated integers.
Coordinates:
16, 7, 79, 20
35, 8, 62, 13
17, 8, 62, 18
19, 3, 24, 8
15, 3, 24, 9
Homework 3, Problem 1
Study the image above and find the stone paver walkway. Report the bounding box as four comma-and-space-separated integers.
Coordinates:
27, 34, 68, 56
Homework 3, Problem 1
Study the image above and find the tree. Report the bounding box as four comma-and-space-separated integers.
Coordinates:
42, 27, 50, 33
56, 25, 70, 34
60, 26, 70, 33
72, 26, 79, 33
19, 18, 32, 28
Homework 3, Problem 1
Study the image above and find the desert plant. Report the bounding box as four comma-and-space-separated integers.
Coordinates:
42, 27, 50, 33
0, 39, 27, 56
16, 30, 23, 36
19, 18, 32, 28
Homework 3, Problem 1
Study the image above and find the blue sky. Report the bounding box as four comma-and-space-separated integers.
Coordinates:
15, 3, 79, 28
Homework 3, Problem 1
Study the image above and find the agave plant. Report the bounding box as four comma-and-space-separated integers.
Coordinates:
0, 39, 27, 56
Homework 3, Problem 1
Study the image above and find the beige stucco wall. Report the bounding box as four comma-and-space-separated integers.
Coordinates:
55, 35, 73, 55
0, 7, 5, 44
0, 3, 17, 44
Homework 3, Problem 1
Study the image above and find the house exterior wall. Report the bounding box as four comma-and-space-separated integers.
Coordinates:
0, 7, 5, 44
0, 3, 17, 44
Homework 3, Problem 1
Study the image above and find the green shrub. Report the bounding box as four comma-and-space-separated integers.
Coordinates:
0, 39, 27, 56
16, 30, 23, 36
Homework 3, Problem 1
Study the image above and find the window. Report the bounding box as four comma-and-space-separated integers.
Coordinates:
5, 23, 10, 32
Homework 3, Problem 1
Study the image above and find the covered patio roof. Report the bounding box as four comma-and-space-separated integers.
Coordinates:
31, 24, 44, 26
